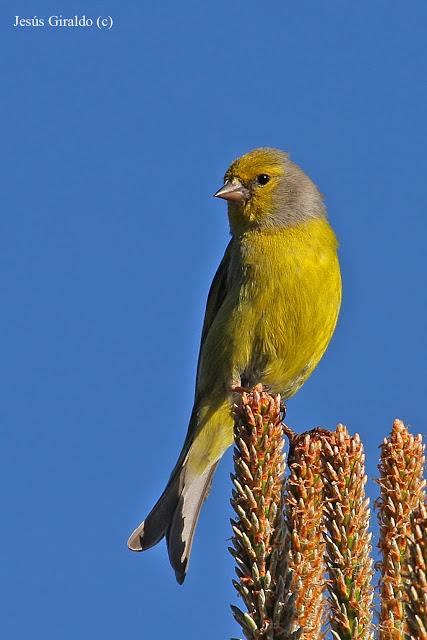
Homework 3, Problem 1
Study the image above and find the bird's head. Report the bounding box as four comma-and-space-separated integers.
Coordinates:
214, 147, 326, 235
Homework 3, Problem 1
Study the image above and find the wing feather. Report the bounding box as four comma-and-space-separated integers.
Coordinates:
195, 240, 233, 392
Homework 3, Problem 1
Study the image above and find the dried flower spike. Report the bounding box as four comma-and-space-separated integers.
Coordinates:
404, 500, 427, 640
377, 419, 426, 639
322, 424, 374, 640
230, 387, 300, 640
284, 428, 326, 640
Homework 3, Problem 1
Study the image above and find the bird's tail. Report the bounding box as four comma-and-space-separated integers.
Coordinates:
127, 454, 218, 584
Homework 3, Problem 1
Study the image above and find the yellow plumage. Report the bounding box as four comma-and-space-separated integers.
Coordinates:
128, 148, 342, 583
190, 219, 341, 474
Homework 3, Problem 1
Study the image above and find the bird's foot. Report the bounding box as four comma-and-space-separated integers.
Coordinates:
230, 382, 266, 394
230, 385, 252, 394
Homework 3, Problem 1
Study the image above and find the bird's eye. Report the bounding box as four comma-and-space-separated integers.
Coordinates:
256, 174, 270, 186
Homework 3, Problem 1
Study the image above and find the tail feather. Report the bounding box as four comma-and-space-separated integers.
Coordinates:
127, 470, 182, 552
166, 462, 218, 584
127, 458, 218, 584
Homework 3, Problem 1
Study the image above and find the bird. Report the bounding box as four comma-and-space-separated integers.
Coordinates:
127, 147, 342, 584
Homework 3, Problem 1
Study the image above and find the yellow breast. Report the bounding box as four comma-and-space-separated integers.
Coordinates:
234, 218, 341, 396
199, 218, 341, 399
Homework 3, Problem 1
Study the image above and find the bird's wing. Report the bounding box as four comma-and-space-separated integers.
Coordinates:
195, 239, 233, 391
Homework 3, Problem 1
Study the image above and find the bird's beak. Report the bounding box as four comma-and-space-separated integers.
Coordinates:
213, 179, 249, 203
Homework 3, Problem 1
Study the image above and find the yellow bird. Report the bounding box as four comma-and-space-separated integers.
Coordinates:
128, 147, 342, 583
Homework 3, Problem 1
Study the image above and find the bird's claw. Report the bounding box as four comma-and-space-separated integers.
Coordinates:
230, 385, 252, 394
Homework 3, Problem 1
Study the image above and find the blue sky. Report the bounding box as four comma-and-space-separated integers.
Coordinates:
1, 2, 426, 638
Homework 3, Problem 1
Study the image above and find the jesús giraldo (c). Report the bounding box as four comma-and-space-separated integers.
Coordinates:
13, 15, 94, 27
